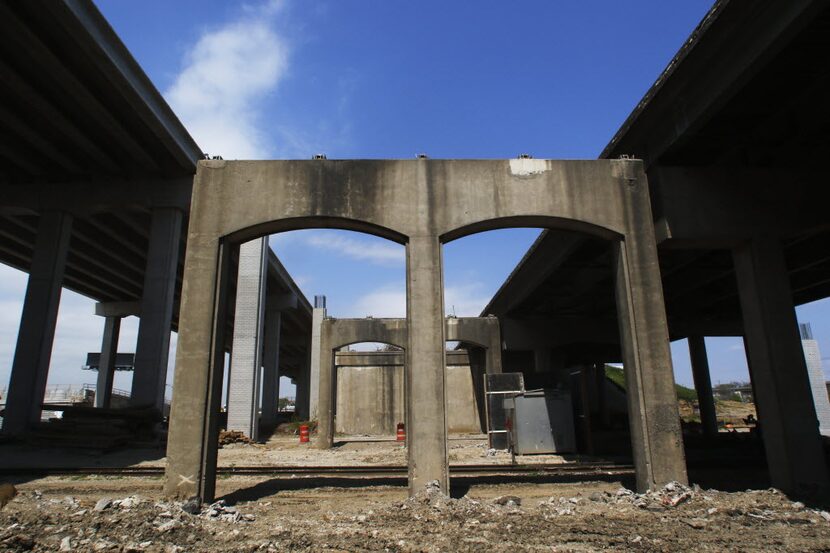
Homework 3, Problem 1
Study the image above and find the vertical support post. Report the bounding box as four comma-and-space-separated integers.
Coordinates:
132, 208, 182, 410
406, 234, 449, 494
688, 336, 718, 438
295, 355, 310, 420
165, 237, 232, 501
594, 362, 611, 429
226, 238, 268, 440
734, 235, 829, 494
95, 316, 122, 409
579, 364, 594, 454
309, 297, 327, 419
3, 211, 72, 434
613, 160, 687, 492
315, 323, 335, 448
260, 309, 282, 428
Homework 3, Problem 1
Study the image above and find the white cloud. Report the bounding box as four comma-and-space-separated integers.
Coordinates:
165, 3, 289, 159
351, 285, 406, 318
349, 281, 490, 320
305, 233, 404, 266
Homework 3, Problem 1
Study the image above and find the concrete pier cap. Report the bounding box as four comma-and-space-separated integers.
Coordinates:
164, 158, 686, 501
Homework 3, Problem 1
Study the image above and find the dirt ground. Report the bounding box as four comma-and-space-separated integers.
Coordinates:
3, 474, 830, 552
2, 436, 830, 551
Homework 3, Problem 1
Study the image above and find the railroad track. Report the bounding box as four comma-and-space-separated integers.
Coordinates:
0, 462, 633, 478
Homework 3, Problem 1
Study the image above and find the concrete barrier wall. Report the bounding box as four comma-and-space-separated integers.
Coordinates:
334, 352, 482, 435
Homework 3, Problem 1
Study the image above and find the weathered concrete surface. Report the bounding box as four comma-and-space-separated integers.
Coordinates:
2, 211, 72, 434
333, 350, 481, 435
94, 316, 121, 409
688, 336, 718, 438
308, 304, 326, 419
131, 208, 182, 409
612, 162, 687, 492
165, 159, 682, 500
226, 239, 268, 440
734, 236, 829, 494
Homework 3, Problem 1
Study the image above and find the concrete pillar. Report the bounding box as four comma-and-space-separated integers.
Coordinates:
2, 211, 72, 434
309, 296, 326, 419
594, 362, 611, 429
95, 316, 121, 409
260, 308, 282, 428
578, 365, 594, 454
534, 347, 551, 373
131, 208, 182, 409
733, 235, 829, 494
315, 323, 335, 448
613, 166, 687, 492
295, 352, 311, 420
405, 234, 449, 494
165, 236, 232, 502
688, 336, 718, 438
226, 238, 268, 440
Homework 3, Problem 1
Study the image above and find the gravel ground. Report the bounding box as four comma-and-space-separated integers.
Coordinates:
2, 476, 830, 552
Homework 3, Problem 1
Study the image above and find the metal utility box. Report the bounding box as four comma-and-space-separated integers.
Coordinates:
505, 389, 576, 454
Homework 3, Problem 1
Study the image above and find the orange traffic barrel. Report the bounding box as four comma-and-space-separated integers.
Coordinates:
299, 424, 310, 443
396, 422, 406, 442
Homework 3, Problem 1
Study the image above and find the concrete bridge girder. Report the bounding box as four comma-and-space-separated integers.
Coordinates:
165, 158, 685, 501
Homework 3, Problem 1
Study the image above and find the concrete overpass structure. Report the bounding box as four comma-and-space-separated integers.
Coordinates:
0, 0, 312, 434
483, 0, 830, 496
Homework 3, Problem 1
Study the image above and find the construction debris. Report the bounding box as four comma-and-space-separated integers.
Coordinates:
217, 430, 253, 447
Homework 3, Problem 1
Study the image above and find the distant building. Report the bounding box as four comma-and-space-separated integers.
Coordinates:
800, 323, 830, 437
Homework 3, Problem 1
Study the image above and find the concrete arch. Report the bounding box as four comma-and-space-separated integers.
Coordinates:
440, 215, 622, 244
225, 216, 408, 247
166, 158, 686, 502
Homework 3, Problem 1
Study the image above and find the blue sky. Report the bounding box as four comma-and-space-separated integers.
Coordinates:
2, 0, 829, 400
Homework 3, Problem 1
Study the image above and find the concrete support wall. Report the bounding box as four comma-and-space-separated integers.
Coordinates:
132, 208, 182, 409
260, 308, 282, 427
688, 336, 718, 438
95, 316, 122, 409
333, 352, 481, 436
734, 236, 829, 494
165, 158, 684, 501
308, 304, 326, 419
2, 211, 72, 434
226, 238, 268, 440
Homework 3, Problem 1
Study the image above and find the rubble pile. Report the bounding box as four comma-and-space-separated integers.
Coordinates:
217, 430, 253, 447
2, 481, 830, 551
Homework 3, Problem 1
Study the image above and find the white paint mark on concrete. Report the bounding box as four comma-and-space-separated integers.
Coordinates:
509, 158, 549, 176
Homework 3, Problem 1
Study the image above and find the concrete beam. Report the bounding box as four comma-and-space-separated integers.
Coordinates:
95, 301, 140, 318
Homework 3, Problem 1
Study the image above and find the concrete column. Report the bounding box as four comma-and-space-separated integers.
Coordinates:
308, 297, 327, 419
594, 362, 611, 429
2, 211, 72, 434
165, 236, 232, 502
131, 208, 182, 409
95, 316, 121, 409
578, 365, 594, 454
315, 324, 335, 448
733, 235, 829, 494
226, 238, 268, 441
295, 352, 311, 420
405, 234, 449, 494
688, 336, 718, 438
260, 308, 282, 428
534, 347, 551, 373
614, 164, 687, 492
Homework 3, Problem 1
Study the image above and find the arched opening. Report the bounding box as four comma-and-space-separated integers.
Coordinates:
442, 223, 631, 465
208, 226, 408, 477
